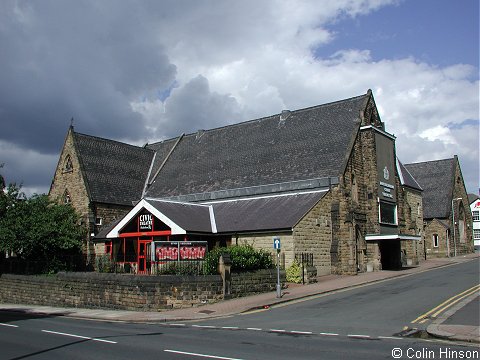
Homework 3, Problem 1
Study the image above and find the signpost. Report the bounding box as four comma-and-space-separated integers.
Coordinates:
273, 236, 281, 298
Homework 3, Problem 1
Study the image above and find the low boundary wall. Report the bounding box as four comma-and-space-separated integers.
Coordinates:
0, 269, 285, 311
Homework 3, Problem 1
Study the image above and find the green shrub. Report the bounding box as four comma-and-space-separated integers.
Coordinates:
203, 245, 274, 275
95, 255, 114, 273
286, 259, 302, 283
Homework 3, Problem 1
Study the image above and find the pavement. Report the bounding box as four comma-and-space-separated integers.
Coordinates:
1, 253, 478, 343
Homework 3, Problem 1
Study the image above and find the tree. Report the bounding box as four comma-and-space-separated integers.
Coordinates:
0, 168, 85, 273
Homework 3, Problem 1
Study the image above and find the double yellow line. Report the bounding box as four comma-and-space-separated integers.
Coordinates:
412, 284, 480, 324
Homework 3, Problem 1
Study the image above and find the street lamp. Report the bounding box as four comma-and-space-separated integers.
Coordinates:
451, 197, 462, 258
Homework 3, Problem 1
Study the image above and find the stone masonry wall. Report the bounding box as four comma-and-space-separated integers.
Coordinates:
236, 232, 294, 269
293, 192, 333, 276
49, 128, 90, 223
0, 270, 284, 311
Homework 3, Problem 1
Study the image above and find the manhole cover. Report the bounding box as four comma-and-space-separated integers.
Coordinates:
197, 309, 216, 314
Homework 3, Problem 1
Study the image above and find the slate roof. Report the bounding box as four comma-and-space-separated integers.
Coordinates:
468, 193, 479, 205
397, 159, 422, 191
404, 158, 455, 219
147, 199, 213, 233
211, 191, 327, 233
145, 93, 369, 198
73, 132, 154, 206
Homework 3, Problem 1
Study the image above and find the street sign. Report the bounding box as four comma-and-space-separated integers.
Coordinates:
273, 237, 281, 250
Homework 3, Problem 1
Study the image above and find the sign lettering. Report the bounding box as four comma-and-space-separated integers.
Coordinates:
154, 241, 207, 261
139, 214, 153, 231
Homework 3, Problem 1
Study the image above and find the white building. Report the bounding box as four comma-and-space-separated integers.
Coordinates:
469, 194, 480, 250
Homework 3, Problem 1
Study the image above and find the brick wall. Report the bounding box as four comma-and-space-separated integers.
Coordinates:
0, 270, 285, 311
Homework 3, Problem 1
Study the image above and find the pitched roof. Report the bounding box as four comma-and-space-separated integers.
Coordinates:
396, 158, 422, 191
73, 132, 154, 206
468, 193, 479, 205
211, 191, 327, 233
101, 191, 327, 238
145, 93, 369, 198
404, 158, 455, 219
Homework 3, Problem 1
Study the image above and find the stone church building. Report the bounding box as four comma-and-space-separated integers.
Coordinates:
50, 90, 427, 275
405, 156, 474, 258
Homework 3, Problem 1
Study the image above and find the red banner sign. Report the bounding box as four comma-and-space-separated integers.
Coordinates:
154, 242, 207, 261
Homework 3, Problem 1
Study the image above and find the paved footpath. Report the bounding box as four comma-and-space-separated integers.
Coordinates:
1, 253, 478, 343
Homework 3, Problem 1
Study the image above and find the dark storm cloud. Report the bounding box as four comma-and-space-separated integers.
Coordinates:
159, 75, 243, 138
0, 0, 176, 154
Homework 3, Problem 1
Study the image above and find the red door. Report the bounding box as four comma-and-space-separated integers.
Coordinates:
138, 240, 151, 274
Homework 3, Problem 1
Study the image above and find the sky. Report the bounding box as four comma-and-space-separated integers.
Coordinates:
0, 0, 478, 196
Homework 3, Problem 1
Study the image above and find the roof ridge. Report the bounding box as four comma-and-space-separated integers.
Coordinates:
147, 92, 369, 143
74, 131, 153, 153
405, 157, 454, 167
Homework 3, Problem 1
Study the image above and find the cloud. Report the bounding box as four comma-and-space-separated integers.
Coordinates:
0, 0, 478, 195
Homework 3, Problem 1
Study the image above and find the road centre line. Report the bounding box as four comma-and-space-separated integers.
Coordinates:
41, 330, 117, 344
411, 284, 480, 323
164, 349, 244, 360
220, 326, 239, 330
246, 327, 262, 331
0, 323, 18, 328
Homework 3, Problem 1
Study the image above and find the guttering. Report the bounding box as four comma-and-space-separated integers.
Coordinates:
360, 125, 396, 140
365, 234, 421, 241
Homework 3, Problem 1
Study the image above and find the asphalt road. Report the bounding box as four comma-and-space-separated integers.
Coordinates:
0, 258, 478, 360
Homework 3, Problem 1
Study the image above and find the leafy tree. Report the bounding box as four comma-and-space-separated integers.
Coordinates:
0, 168, 85, 273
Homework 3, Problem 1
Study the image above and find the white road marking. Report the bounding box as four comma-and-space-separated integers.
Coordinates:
169, 323, 186, 326
246, 327, 262, 331
348, 334, 371, 339
269, 329, 286, 332
319, 332, 339, 336
221, 326, 239, 330
164, 349, 244, 360
290, 330, 313, 335
0, 323, 18, 328
192, 325, 216, 328
378, 336, 403, 340
41, 330, 117, 344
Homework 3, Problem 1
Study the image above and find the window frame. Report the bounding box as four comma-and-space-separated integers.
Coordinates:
472, 210, 479, 222
432, 234, 439, 248
378, 200, 398, 226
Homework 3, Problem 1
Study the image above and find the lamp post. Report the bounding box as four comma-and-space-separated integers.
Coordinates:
451, 197, 462, 258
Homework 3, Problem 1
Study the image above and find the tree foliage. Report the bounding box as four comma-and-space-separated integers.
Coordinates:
0, 170, 85, 273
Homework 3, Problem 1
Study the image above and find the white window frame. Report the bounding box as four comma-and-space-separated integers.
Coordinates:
474, 229, 480, 240
472, 210, 479, 222
378, 200, 398, 226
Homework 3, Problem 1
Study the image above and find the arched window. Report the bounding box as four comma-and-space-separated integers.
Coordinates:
63, 155, 73, 172
458, 204, 466, 243
63, 190, 71, 204
351, 174, 358, 203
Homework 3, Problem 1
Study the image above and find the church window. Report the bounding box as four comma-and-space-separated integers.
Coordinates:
63, 190, 71, 204
63, 155, 73, 172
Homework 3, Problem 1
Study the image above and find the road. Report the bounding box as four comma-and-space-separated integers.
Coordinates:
0, 258, 478, 360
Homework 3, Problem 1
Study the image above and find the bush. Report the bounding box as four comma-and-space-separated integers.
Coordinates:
286, 259, 302, 283
95, 255, 114, 273
203, 245, 274, 275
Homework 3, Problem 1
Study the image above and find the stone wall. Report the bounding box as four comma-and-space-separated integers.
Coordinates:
0, 270, 285, 311
424, 220, 450, 258
236, 232, 293, 269
293, 192, 333, 276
